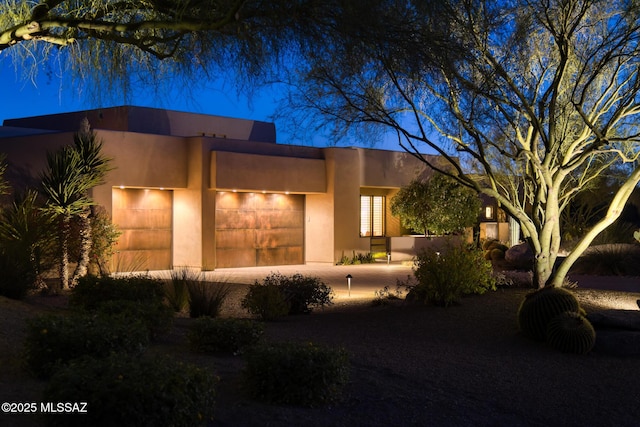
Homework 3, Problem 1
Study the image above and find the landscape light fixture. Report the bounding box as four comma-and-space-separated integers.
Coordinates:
346, 274, 352, 297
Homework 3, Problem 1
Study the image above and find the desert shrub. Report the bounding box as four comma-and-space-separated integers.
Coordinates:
243, 342, 350, 406
493, 270, 534, 289
43, 354, 216, 427
241, 283, 290, 320
410, 244, 496, 307
23, 312, 148, 378
517, 286, 582, 341
0, 190, 57, 299
167, 267, 232, 318
164, 271, 190, 313
0, 253, 36, 299
490, 248, 505, 261
337, 251, 375, 265
482, 239, 508, 261
570, 244, 640, 276
188, 317, 264, 354
69, 275, 165, 310
372, 285, 405, 306
265, 273, 334, 314
546, 311, 596, 354
94, 300, 174, 340
187, 281, 231, 318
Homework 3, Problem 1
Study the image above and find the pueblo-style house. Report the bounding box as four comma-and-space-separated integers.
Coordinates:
0, 106, 512, 272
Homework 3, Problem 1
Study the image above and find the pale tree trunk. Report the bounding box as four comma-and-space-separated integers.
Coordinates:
72, 207, 92, 286
551, 167, 640, 287
530, 189, 562, 288
58, 214, 71, 291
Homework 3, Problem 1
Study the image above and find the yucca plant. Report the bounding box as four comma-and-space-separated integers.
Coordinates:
40, 121, 112, 291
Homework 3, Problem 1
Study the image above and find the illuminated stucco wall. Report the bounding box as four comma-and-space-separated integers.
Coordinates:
99, 130, 188, 191
111, 188, 172, 271
214, 151, 326, 193
326, 148, 369, 261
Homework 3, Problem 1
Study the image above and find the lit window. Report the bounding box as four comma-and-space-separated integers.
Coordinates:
485, 206, 494, 219
360, 196, 385, 237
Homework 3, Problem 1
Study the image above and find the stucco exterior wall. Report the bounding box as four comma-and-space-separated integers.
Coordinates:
326, 148, 370, 262
99, 130, 188, 190
213, 151, 326, 193
358, 148, 436, 187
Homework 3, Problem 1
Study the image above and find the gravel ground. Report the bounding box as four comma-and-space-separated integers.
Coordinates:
2, 283, 640, 427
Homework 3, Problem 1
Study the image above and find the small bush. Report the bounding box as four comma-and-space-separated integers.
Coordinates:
337, 251, 375, 265
188, 317, 264, 354
243, 342, 350, 406
70, 275, 165, 310
493, 270, 534, 288
94, 300, 174, 340
241, 283, 290, 321
0, 190, 56, 299
372, 285, 404, 306
23, 312, 148, 378
410, 244, 496, 307
187, 281, 231, 318
44, 354, 217, 427
264, 272, 334, 314
0, 253, 35, 299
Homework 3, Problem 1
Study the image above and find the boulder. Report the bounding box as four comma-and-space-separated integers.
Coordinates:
505, 243, 534, 268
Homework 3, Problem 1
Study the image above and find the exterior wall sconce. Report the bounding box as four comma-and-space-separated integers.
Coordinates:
346, 274, 352, 297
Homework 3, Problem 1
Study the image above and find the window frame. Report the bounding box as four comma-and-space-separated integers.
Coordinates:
360, 195, 386, 237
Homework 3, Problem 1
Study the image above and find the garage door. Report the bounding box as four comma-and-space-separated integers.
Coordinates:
111, 188, 172, 271
215, 192, 304, 268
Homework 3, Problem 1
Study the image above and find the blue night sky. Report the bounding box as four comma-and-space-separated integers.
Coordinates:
0, 61, 405, 151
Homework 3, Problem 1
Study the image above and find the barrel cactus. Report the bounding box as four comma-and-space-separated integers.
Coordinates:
546, 311, 596, 355
517, 286, 581, 341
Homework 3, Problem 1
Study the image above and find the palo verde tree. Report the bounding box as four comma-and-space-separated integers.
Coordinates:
0, 0, 327, 99
391, 174, 480, 236
282, 0, 640, 288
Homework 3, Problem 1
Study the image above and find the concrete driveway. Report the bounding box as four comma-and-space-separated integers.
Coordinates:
194, 262, 640, 301
201, 262, 414, 301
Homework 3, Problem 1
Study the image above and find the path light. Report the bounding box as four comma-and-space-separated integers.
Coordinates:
346, 274, 352, 297
387, 252, 391, 265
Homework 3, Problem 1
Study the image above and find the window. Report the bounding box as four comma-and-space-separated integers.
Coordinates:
360, 196, 385, 237
485, 206, 494, 220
